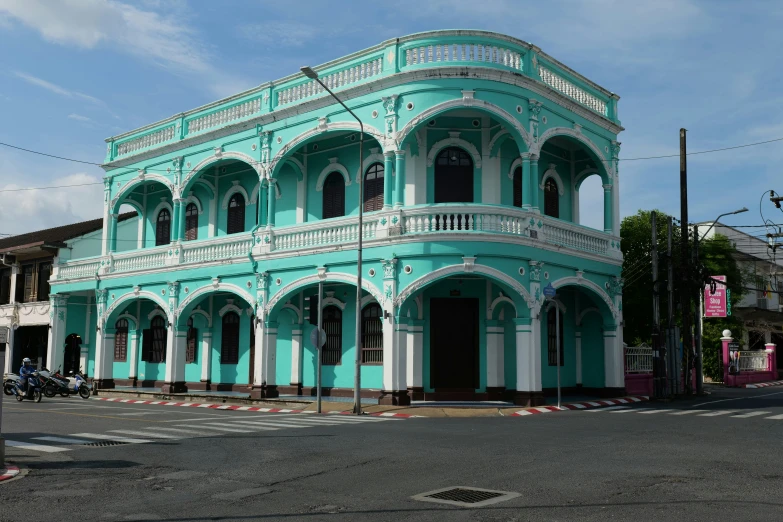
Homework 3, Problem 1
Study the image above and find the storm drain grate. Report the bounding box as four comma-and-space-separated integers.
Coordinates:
81, 441, 130, 447
412, 486, 520, 508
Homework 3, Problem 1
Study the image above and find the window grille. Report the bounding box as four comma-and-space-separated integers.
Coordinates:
221, 312, 240, 364
114, 318, 128, 362
186, 317, 197, 364
361, 303, 383, 364
322, 306, 342, 365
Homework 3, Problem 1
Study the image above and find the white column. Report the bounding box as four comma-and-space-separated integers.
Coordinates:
136, 212, 145, 249
93, 329, 114, 387
251, 319, 278, 398
514, 315, 542, 405
208, 171, 218, 237
9, 264, 19, 304
3, 328, 14, 374
394, 322, 408, 392
575, 330, 582, 386
128, 329, 140, 381
290, 328, 303, 386
406, 320, 424, 392
603, 328, 624, 389
486, 321, 505, 389
264, 323, 278, 388
252, 319, 265, 387
296, 174, 306, 223
200, 330, 212, 384
382, 314, 396, 392
101, 193, 110, 256
163, 322, 187, 393
46, 296, 68, 372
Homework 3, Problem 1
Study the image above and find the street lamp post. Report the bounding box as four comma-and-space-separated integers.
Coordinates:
694, 207, 748, 395
301, 66, 364, 415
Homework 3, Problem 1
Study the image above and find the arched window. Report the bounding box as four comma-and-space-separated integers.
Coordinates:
185, 203, 198, 241
435, 147, 473, 204
547, 307, 564, 366
322, 305, 342, 365
227, 193, 246, 234
361, 303, 383, 364
144, 316, 166, 363
186, 316, 197, 364
363, 163, 384, 212
544, 178, 560, 218
221, 312, 240, 364
114, 318, 128, 362
513, 166, 523, 208
155, 208, 171, 246
322, 172, 345, 219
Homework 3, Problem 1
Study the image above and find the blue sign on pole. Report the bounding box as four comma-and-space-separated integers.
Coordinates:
543, 283, 556, 299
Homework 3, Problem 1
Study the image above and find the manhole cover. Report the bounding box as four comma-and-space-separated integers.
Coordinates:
412, 487, 520, 508
82, 441, 130, 447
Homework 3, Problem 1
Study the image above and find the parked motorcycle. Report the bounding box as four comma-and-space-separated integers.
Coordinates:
4, 372, 20, 395
41, 367, 91, 399
11, 371, 43, 402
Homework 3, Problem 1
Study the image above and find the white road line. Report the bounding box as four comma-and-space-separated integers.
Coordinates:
636, 410, 670, 414
5, 440, 71, 453
108, 430, 182, 439
175, 424, 257, 433
609, 409, 639, 413
71, 433, 152, 444
731, 411, 771, 418
669, 410, 707, 415
156, 427, 227, 436
697, 410, 736, 417
33, 436, 92, 444
692, 390, 783, 407
217, 422, 281, 431
246, 418, 346, 426
765, 414, 783, 420
224, 420, 309, 429
585, 405, 630, 412
322, 416, 391, 422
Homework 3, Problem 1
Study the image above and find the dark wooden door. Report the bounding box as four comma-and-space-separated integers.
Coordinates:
434, 147, 473, 204
430, 298, 479, 389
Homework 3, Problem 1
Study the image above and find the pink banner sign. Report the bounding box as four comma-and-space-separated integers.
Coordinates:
704, 275, 727, 318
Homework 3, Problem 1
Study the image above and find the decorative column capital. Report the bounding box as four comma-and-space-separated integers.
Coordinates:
602, 184, 613, 191
394, 149, 405, 158
520, 152, 532, 161
529, 153, 540, 162
383, 150, 395, 159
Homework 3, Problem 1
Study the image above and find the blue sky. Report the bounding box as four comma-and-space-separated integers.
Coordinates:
1, 0, 782, 236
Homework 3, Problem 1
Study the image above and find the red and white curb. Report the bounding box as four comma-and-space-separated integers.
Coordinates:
0, 466, 20, 483
745, 380, 783, 389
94, 397, 419, 418
510, 396, 649, 416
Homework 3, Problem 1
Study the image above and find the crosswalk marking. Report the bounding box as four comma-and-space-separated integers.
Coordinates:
183, 424, 260, 433
669, 410, 707, 415
697, 411, 736, 417
609, 409, 638, 413
230, 420, 309, 428
765, 414, 783, 420
226, 421, 294, 430
33, 436, 92, 445
155, 427, 223, 436
241, 418, 346, 426
731, 411, 771, 418
636, 410, 669, 414
5, 440, 71, 453
108, 430, 182, 439
585, 405, 630, 412
71, 433, 151, 444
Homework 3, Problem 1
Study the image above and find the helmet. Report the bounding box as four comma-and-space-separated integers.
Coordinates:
22, 358, 31, 364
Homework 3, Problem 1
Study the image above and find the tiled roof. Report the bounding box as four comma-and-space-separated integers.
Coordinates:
0, 212, 136, 253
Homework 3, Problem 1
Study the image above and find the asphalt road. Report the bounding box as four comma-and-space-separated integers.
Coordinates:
2, 385, 783, 521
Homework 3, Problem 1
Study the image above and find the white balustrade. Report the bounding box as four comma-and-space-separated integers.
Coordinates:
543, 221, 609, 255
538, 67, 607, 116
738, 351, 769, 372
404, 43, 522, 71
273, 219, 378, 251
625, 345, 653, 373
56, 259, 102, 280
187, 98, 262, 134
276, 57, 383, 106
112, 249, 167, 272
182, 237, 253, 263
116, 125, 176, 157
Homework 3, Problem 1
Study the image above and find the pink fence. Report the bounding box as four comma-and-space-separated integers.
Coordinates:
723, 337, 777, 387
624, 345, 653, 395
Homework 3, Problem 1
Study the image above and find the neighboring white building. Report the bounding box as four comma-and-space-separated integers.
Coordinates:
700, 223, 783, 358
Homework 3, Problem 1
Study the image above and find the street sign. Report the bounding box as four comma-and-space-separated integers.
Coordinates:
728, 341, 740, 352
704, 275, 727, 318
0, 327, 7, 344
543, 283, 556, 299
310, 328, 327, 349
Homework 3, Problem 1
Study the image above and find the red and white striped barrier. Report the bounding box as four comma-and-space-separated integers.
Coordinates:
94, 397, 418, 417
0, 466, 20, 483
510, 395, 649, 416
745, 380, 783, 389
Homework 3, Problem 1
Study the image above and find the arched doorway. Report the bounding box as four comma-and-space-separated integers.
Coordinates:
434, 147, 473, 203
63, 333, 82, 375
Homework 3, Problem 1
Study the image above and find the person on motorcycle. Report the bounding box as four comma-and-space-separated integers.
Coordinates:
19, 357, 35, 393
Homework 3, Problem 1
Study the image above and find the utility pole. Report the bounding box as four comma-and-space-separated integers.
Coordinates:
651, 211, 663, 398
693, 224, 704, 395
667, 216, 678, 395
680, 128, 693, 394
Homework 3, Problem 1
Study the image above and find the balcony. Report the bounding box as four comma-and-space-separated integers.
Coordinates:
104, 30, 619, 163
51, 205, 621, 283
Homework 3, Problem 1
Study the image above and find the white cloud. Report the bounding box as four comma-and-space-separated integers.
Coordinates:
67, 113, 94, 123
14, 71, 104, 105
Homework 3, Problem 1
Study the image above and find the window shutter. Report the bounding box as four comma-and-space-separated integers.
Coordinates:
513, 166, 522, 208
186, 317, 196, 364
156, 209, 171, 246
221, 312, 240, 364
322, 172, 345, 219
363, 163, 384, 212
361, 304, 383, 364
544, 179, 559, 218
322, 306, 343, 365
185, 203, 198, 241
114, 319, 129, 362
151, 316, 167, 363
227, 193, 246, 234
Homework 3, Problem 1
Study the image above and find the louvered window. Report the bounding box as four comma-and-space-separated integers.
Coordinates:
544, 178, 560, 218
547, 308, 564, 366
22, 264, 33, 303
186, 317, 197, 364
221, 312, 240, 364
185, 203, 198, 241
513, 166, 522, 208
155, 208, 171, 246
149, 316, 167, 363
322, 306, 342, 365
114, 318, 128, 362
322, 172, 345, 219
361, 304, 383, 364
363, 163, 384, 212
227, 193, 245, 234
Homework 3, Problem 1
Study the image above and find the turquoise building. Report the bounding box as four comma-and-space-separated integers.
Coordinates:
47, 31, 624, 406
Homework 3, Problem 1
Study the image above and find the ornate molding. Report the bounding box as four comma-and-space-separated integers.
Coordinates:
426, 132, 482, 168
181, 150, 262, 193
221, 181, 252, 209
534, 126, 613, 178
359, 148, 386, 182
218, 298, 243, 317
316, 158, 351, 191
266, 271, 384, 317
540, 163, 565, 195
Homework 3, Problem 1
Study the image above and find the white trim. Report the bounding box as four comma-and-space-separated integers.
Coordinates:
281, 303, 302, 324
147, 308, 168, 321
508, 157, 523, 180
111, 173, 173, 213
322, 295, 346, 311
218, 299, 243, 317
488, 129, 510, 158
266, 272, 384, 316
426, 133, 482, 168
397, 98, 532, 150
221, 181, 251, 210
181, 150, 262, 193
534, 127, 612, 177
489, 295, 517, 319
394, 263, 532, 309
544, 298, 567, 314
574, 167, 602, 190
103, 291, 169, 326
551, 276, 616, 319
188, 308, 213, 328
359, 149, 386, 182
285, 157, 305, 181
250, 182, 260, 206
361, 294, 379, 308
194, 177, 216, 196
151, 199, 173, 223
316, 158, 351, 192
540, 164, 565, 195
576, 306, 600, 326
183, 194, 203, 215
114, 312, 138, 330
177, 283, 256, 316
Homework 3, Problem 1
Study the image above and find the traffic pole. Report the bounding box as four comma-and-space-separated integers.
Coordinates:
679, 128, 693, 394
694, 224, 704, 395
317, 281, 323, 414
0, 337, 5, 466
651, 211, 662, 398
556, 303, 561, 409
